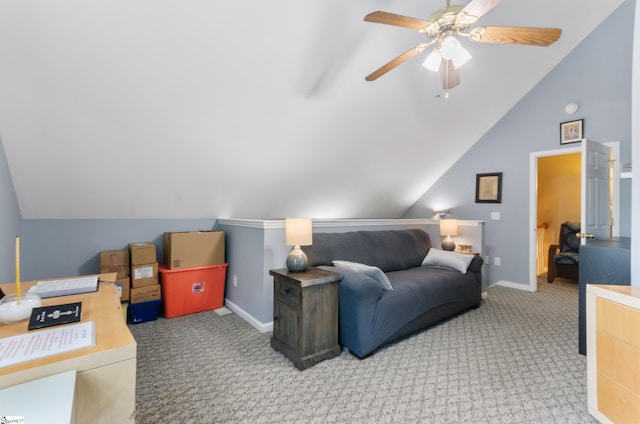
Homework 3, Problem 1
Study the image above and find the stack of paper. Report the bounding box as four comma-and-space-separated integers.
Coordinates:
28, 276, 98, 298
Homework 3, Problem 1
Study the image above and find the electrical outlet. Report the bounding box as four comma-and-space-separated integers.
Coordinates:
232, 275, 238, 287
494, 257, 501, 266
484, 256, 489, 264
491, 212, 500, 220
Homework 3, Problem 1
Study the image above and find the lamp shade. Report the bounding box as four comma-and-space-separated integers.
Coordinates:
422, 50, 441, 72
439, 219, 459, 236
285, 218, 313, 246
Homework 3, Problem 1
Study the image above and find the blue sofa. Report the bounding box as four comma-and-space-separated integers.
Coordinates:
302, 229, 483, 358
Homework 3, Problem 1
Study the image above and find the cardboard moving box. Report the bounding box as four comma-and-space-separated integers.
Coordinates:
100, 249, 130, 279
100, 249, 130, 267
130, 284, 161, 304
131, 262, 159, 288
129, 242, 157, 265
116, 277, 130, 301
164, 231, 225, 269
100, 265, 129, 279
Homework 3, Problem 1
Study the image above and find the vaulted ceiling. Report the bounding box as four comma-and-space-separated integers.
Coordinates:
0, 0, 625, 219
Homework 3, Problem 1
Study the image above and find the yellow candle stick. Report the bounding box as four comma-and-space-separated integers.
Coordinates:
15, 236, 21, 303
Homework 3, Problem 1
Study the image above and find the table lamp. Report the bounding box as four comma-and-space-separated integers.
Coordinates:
439, 219, 458, 251
285, 218, 313, 272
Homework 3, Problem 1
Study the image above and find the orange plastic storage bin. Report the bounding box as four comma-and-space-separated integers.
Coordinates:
159, 264, 228, 318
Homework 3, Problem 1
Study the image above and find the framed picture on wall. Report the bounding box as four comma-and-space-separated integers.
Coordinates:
475, 172, 502, 203
560, 119, 584, 144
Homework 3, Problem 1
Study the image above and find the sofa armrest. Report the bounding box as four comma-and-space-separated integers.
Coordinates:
319, 265, 383, 358
468, 254, 484, 274
318, 265, 384, 301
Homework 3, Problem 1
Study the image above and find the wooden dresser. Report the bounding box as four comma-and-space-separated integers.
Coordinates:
270, 268, 342, 370
586, 284, 640, 423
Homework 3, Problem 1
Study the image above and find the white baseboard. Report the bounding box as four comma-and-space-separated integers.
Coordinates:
224, 298, 273, 333
493, 280, 536, 292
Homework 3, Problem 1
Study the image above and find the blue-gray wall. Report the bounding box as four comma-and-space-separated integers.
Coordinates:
0, 1, 636, 291
19, 219, 216, 282
0, 137, 21, 284
402, 0, 635, 288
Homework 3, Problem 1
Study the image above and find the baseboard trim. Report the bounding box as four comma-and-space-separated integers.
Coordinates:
224, 298, 273, 333
494, 280, 536, 292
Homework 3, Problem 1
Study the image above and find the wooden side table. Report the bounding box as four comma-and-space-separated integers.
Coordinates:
270, 268, 342, 370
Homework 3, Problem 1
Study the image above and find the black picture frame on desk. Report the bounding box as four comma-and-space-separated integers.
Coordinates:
475, 172, 502, 203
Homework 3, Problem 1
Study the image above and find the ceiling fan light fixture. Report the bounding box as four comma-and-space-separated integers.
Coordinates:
439, 36, 472, 69
363, 1, 561, 86
439, 36, 461, 60
451, 45, 472, 69
422, 50, 442, 72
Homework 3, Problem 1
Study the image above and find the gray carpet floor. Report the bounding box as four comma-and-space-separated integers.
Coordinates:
129, 278, 597, 424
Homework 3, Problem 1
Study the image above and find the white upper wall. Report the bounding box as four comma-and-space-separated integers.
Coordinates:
0, 0, 625, 219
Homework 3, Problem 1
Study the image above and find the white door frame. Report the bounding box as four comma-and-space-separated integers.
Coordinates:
528, 141, 620, 292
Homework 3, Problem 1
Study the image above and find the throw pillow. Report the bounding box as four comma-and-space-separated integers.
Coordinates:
421, 248, 474, 274
332, 260, 394, 290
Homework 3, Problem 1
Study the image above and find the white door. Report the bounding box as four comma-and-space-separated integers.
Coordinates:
580, 139, 611, 244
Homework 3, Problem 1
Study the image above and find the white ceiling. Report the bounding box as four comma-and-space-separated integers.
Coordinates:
0, 0, 625, 219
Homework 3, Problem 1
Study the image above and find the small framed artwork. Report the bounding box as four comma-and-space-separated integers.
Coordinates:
560, 119, 584, 145
475, 172, 502, 203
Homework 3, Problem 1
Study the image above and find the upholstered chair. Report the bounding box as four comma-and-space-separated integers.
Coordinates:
547, 222, 580, 283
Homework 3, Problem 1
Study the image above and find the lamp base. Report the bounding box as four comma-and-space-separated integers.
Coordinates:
286, 245, 308, 272
441, 236, 456, 251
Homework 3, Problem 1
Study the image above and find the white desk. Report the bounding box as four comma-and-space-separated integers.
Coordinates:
0, 369, 76, 423
0, 274, 136, 424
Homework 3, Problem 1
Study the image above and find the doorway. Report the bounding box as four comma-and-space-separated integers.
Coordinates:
528, 142, 621, 292
537, 152, 581, 279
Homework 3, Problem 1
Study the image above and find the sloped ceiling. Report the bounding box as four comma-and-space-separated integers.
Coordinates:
0, 0, 625, 219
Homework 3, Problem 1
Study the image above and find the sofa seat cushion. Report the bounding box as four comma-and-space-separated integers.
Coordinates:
346, 266, 481, 353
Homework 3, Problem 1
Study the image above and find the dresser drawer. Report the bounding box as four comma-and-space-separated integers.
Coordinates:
596, 331, 640, 395
597, 371, 640, 423
596, 297, 640, 347
275, 280, 300, 307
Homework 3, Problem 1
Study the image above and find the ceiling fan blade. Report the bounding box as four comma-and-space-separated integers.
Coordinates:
471, 26, 562, 46
365, 44, 430, 81
461, 0, 503, 19
440, 60, 461, 90
364, 11, 430, 31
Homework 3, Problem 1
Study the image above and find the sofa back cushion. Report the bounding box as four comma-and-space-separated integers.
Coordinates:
302, 229, 431, 272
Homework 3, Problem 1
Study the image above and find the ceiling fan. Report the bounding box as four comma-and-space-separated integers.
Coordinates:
364, 0, 561, 92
